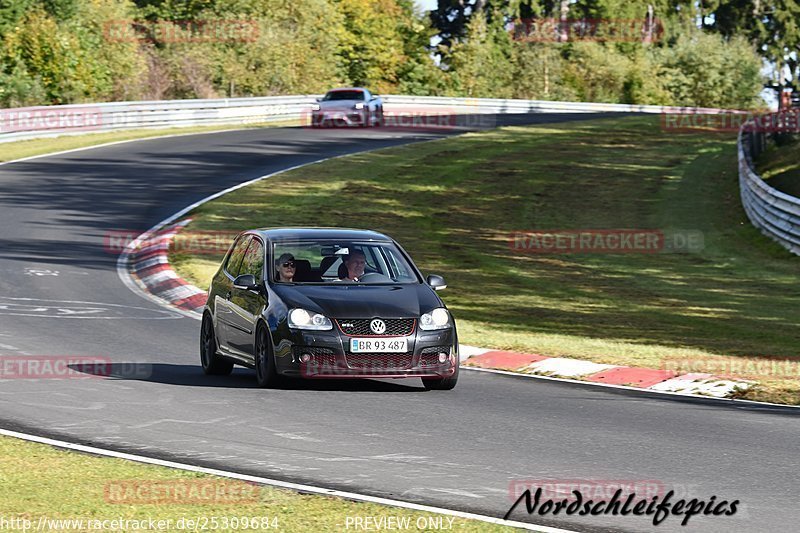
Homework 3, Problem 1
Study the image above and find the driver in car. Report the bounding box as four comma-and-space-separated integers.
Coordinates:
340, 250, 366, 282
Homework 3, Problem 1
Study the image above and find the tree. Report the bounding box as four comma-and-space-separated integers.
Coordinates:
655, 27, 763, 108
445, 8, 514, 97
395, 0, 446, 95
201, 0, 347, 96
1, 0, 148, 105
335, 0, 407, 92
0, 0, 36, 37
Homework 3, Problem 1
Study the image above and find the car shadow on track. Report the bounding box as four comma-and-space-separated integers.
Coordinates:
69, 362, 428, 392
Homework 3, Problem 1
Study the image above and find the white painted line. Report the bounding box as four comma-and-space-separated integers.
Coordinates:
461, 366, 800, 409
0, 428, 576, 533
526, 358, 617, 378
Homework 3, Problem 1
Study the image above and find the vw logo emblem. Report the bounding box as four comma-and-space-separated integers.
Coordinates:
370, 319, 386, 335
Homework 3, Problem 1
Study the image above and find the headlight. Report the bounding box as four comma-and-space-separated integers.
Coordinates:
311, 104, 320, 111
288, 308, 332, 330
419, 308, 450, 330
354, 103, 365, 110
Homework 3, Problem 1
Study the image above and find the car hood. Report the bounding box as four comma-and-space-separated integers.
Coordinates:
272, 283, 442, 319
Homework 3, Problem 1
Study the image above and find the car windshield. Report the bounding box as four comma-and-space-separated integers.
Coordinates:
322, 90, 365, 101
272, 240, 419, 284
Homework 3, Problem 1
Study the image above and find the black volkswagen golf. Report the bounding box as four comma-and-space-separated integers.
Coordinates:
200, 228, 459, 389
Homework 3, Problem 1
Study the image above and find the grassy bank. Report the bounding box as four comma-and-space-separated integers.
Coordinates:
0, 435, 508, 532
171, 116, 800, 404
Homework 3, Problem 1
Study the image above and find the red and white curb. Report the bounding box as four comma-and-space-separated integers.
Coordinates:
125, 219, 208, 316
459, 346, 753, 398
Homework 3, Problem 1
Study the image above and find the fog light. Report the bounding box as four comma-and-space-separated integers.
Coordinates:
300, 353, 312, 363
438, 352, 448, 363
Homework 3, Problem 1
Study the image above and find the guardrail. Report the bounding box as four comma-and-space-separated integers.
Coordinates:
738, 117, 800, 255
0, 95, 731, 144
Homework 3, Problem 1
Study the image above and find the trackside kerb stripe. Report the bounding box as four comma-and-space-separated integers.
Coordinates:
466, 351, 548, 370
587, 367, 678, 387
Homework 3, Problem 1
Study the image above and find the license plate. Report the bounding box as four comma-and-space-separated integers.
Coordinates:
350, 338, 407, 353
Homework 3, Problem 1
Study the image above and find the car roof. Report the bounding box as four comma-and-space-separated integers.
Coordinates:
326, 87, 368, 93
250, 227, 393, 242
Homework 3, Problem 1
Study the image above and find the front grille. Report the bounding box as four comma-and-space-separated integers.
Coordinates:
419, 346, 451, 366
345, 353, 413, 370
293, 346, 337, 366
336, 318, 416, 337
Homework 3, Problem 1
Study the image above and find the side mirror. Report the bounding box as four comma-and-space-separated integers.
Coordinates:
426, 274, 447, 291
233, 274, 259, 292
315, 97, 321, 102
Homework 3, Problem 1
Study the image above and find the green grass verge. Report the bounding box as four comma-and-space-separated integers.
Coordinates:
756, 136, 800, 196
0, 435, 510, 532
0, 120, 298, 163
172, 115, 800, 405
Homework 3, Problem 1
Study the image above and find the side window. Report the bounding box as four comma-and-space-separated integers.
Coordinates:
382, 248, 414, 282
224, 236, 251, 277
240, 238, 265, 283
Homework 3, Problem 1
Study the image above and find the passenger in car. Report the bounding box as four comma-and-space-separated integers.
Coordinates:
275, 253, 296, 282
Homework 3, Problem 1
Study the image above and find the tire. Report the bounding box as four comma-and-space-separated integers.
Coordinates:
200, 314, 233, 376
421, 359, 459, 390
255, 326, 281, 388
376, 107, 384, 127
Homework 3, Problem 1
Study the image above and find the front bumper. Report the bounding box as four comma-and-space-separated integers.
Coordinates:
311, 110, 366, 127
277, 326, 457, 379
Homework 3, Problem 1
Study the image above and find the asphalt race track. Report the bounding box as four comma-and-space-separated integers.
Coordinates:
0, 115, 798, 533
